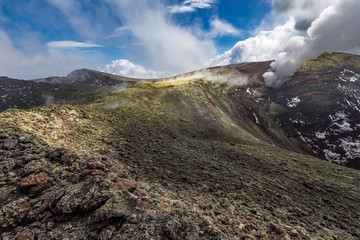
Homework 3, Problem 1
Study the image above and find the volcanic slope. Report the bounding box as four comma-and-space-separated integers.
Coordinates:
0, 68, 139, 112
268, 52, 360, 169
0, 54, 360, 239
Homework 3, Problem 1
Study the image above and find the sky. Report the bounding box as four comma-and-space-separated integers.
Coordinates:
0, 0, 360, 84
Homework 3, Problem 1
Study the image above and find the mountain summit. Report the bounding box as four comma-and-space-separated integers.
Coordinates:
0, 52, 360, 239
33, 68, 138, 86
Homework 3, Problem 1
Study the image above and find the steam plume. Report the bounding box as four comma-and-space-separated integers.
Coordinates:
212, 0, 360, 87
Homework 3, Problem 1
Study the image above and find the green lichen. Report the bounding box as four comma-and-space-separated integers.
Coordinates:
299, 52, 360, 72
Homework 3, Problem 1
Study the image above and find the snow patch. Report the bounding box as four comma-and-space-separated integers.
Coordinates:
340, 137, 360, 159
329, 111, 353, 133
286, 96, 301, 108
339, 69, 360, 82
297, 131, 313, 144
329, 111, 348, 121
315, 131, 326, 139
324, 150, 342, 162
334, 121, 353, 132
289, 118, 306, 125
252, 112, 259, 124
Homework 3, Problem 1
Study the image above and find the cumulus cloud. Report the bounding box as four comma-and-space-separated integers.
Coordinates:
307, 1, 360, 52
168, 0, 217, 14
209, 20, 300, 65
105, 59, 162, 79
46, 41, 103, 48
212, 0, 360, 87
272, 0, 337, 31
208, 17, 241, 38
0, 28, 93, 79
106, 0, 217, 75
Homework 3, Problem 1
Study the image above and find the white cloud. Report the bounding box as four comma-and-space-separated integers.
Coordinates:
184, 0, 216, 9
105, 59, 163, 79
210, 20, 301, 66
212, 0, 360, 87
307, 1, 360, 52
0, 28, 93, 79
168, 0, 217, 14
46, 41, 103, 48
168, 5, 196, 14
209, 17, 241, 38
272, 0, 337, 30
106, 26, 131, 39
106, 0, 217, 75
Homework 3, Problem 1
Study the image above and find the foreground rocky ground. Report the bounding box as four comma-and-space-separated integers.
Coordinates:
0, 101, 359, 239
1, 134, 229, 239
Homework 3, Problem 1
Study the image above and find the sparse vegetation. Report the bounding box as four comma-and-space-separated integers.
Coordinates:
1, 53, 360, 239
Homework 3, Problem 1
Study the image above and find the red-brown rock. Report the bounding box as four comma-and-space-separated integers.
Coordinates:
20, 173, 51, 191
268, 222, 285, 235
116, 177, 138, 192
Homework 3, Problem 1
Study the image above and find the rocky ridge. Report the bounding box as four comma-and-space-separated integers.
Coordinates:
1, 134, 227, 239
270, 53, 360, 168
33, 68, 138, 86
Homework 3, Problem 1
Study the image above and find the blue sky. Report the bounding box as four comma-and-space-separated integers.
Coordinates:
1, 0, 271, 52
0, 0, 359, 81
0, 0, 273, 78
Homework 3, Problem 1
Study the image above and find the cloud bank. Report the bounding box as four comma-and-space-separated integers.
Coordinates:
211, 0, 360, 87
47, 41, 103, 48
106, 0, 217, 76
208, 17, 241, 38
5, 0, 359, 83
0, 28, 93, 79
